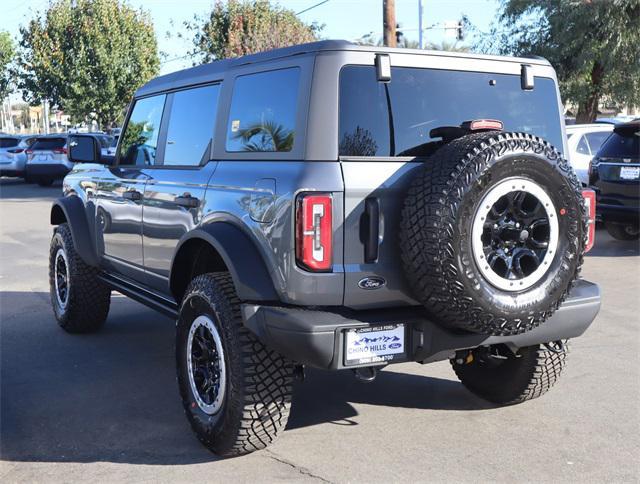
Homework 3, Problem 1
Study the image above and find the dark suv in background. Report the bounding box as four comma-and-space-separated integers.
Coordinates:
48, 41, 599, 457
590, 120, 640, 240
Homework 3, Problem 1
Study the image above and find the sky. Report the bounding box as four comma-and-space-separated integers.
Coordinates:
1, 0, 501, 76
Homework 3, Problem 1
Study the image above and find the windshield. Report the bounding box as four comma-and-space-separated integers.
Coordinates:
598, 131, 640, 160
339, 66, 564, 157
31, 138, 66, 151
0, 138, 20, 148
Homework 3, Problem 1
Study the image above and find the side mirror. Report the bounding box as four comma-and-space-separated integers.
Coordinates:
68, 135, 101, 163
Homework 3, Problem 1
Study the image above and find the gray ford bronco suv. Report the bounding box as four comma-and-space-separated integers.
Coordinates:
49, 40, 600, 457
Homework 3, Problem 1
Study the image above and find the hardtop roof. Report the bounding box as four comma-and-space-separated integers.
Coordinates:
136, 39, 551, 98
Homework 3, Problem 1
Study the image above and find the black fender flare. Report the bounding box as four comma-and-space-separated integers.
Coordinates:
170, 223, 279, 302
50, 196, 99, 267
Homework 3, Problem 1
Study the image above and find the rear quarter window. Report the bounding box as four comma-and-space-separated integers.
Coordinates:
226, 68, 300, 152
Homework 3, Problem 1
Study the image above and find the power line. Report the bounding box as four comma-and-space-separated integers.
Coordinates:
296, 0, 329, 16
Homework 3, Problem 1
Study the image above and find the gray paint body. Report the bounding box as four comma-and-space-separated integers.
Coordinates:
62, 41, 569, 310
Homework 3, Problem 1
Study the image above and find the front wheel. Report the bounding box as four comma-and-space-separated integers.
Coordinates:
451, 342, 568, 405
176, 273, 294, 457
605, 222, 639, 241
49, 223, 111, 332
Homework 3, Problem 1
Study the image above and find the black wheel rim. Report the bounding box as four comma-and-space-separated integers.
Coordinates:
54, 248, 69, 309
472, 178, 558, 291
187, 315, 226, 414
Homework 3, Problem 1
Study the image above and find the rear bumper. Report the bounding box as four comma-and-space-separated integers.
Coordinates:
242, 279, 601, 370
596, 203, 640, 225
0, 168, 25, 177
25, 164, 70, 179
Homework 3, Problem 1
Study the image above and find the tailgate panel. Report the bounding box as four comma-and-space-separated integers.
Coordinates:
341, 160, 422, 309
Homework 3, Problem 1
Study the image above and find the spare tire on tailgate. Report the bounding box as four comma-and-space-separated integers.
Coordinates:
400, 132, 586, 336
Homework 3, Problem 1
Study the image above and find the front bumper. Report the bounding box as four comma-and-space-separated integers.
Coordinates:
242, 280, 601, 370
25, 163, 70, 179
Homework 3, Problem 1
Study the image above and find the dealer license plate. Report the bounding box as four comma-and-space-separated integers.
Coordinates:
344, 324, 406, 366
620, 166, 640, 180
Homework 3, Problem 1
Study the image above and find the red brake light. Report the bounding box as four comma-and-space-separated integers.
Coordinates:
53, 147, 68, 155
296, 193, 333, 272
8, 148, 24, 154
25, 149, 33, 155
464, 119, 504, 131
582, 188, 596, 252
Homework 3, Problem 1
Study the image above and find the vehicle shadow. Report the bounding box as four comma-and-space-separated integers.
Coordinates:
1, 291, 487, 466
586, 227, 640, 257
0, 177, 62, 201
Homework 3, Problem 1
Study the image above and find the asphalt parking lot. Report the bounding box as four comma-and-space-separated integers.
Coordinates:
1, 177, 639, 483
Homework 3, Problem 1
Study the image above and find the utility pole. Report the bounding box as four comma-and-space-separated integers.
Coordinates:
418, 0, 424, 49
383, 0, 396, 47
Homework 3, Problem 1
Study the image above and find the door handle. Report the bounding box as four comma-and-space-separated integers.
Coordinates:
362, 197, 380, 263
174, 194, 200, 208
122, 190, 142, 201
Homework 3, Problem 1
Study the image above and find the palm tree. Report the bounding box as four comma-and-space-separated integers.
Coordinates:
234, 120, 294, 152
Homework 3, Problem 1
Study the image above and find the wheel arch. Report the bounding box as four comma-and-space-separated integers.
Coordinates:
169, 223, 279, 304
50, 196, 99, 267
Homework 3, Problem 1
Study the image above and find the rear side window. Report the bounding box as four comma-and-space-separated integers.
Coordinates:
585, 131, 611, 154
31, 138, 66, 150
164, 84, 220, 166
598, 131, 640, 159
119, 94, 166, 166
576, 136, 590, 155
0, 138, 20, 148
339, 66, 564, 157
226, 68, 300, 152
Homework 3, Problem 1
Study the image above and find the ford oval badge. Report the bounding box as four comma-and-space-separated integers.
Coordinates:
358, 276, 386, 290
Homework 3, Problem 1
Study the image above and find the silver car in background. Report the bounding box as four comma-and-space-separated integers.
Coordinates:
0, 135, 37, 179
25, 135, 71, 186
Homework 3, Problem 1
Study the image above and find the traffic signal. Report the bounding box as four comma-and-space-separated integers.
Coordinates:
456, 21, 464, 41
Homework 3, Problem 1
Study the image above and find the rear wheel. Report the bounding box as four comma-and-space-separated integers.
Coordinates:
605, 222, 639, 241
451, 342, 568, 405
176, 272, 294, 457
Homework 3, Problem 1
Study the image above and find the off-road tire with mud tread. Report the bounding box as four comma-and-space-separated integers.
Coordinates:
451, 342, 568, 405
400, 132, 586, 336
176, 272, 294, 457
49, 223, 111, 333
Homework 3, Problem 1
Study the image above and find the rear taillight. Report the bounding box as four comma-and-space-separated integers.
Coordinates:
7, 148, 24, 154
25, 149, 33, 155
296, 193, 333, 272
53, 147, 68, 155
582, 188, 596, 252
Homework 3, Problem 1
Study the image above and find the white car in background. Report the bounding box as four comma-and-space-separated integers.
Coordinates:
566, 124, 613, 185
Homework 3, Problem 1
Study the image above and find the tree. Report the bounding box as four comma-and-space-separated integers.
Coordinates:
0, 31, 14, 100
481, 0, 640, 123
185, 0, 321, 62
17, 0, 159, 129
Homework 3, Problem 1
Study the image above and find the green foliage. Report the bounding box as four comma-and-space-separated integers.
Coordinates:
17, 0, 160, 128
0, 31, 15, 99
234, 120, 294, 152
480, 0, 640, 122
186, 0, 321, 62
